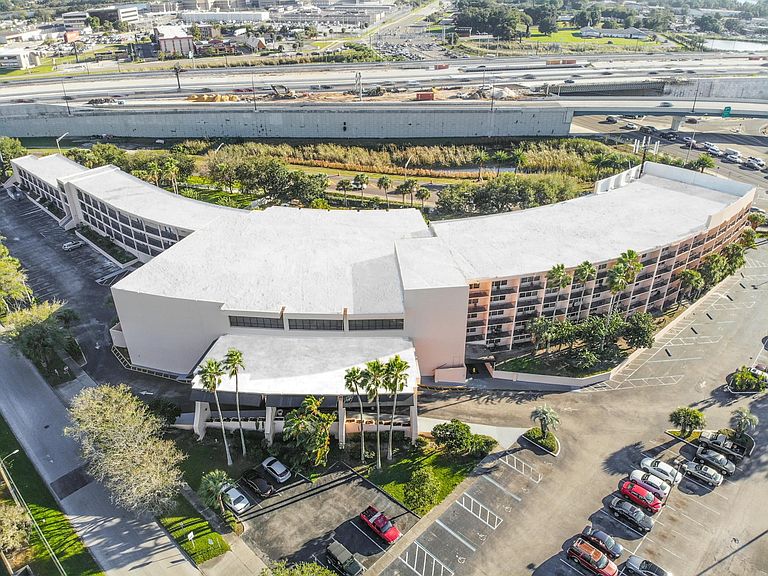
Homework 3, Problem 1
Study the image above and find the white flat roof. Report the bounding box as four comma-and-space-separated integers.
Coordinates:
115, 206, 430, 315
395, 236, 468, 289
431, 164, 753, 280
155, 25, 191, 38
191, 333, 419, 396
12, 154, 87, 188
61, 165, 236, 231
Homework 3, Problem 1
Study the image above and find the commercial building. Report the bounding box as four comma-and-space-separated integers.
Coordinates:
180, 10, 269, 23
155, 24, 195, 54
62, 11, 89, 30
88, 5, 141, 25
0, 47, 41, 69
8, 155, 755, 443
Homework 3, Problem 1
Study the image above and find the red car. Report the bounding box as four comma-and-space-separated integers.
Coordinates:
620, 480, 662, 514
567, 538, 618, 576
360, 506, 401, 544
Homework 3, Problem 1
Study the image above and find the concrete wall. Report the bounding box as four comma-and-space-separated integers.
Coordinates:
491, 367, 611, 388
0, 103, 573, 139
665, 77, 768, 102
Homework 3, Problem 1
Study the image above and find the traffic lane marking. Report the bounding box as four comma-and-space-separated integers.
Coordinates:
349, 520, 386, 552
434, 519, 477, 553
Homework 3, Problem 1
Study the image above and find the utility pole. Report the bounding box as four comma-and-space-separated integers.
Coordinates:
61, 81, 71, 115
173, 64, 182, 90
251, 72, 257, 111
355, 71, 362, 101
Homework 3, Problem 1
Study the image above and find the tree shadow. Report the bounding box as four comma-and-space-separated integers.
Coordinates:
602, 441, 645, 476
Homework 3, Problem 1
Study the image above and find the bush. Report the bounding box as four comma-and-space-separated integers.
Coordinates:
469, 434, 497, 457
412, 435, 430, 452
147, 398, 182, 427
432, 419, 472, 454
523, 427, 558, 453
404, 466, 440, 515
730, 366, 767, 392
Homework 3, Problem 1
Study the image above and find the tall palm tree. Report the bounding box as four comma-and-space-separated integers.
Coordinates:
617, 249, 642, 284
146, 160, 161, 186
384, 355, 409, 461
530, 404, 560, 437
415, 186, 430, 209
511, 149, 527, 175
573, 260, 596, 319
160, 155, 180, 194
377, 176, 391, 209
362, 359, 386, 470
546, 263, 571, 318
607, 262, 629, 316
223, 348, 246, 456
678, 268, 704, 301
474, 150, 490, 180
198, 358, 232, 466
731, 407, 759, 438
492, 150, 510, 175
353, 173, 369, 200
344, 367, 366, 463
336, 179, 352, 207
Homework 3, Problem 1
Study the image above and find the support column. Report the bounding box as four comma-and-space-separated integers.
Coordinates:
265, 406, 276, 446
409, 404, 419, 445
193, 401, 211, 441
337, 396, 346, 449
671, 116, 684, 131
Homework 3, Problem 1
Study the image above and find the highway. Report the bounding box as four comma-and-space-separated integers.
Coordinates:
1, 52, 766, 103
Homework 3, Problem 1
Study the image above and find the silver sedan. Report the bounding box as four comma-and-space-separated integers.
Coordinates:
682, 461, 723, 487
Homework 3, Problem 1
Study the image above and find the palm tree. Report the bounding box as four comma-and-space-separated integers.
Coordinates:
546, 263, 571, 318
722, 243, 745, 274
344, 367, 366, 463
694, 154, 715, 173
377, 176, 391, 208
384, 355, 409, 461
590, 152, 612, 179
362, 359, 386, 470
336, 179, 352, 207
474, 150, 490, 180
353, 173, 369, 200
146, 160, 161, 186
678, 268, 704, 301
492, 150, 510, 175
510, 149, 527, 174
223, 348, 246, 456
617, 249, 642, 284
415, 186, 430, 209
160, 155, 180, 194
530, 404, 560, 437
731, 407, 759, 438
529, 316, 552, 354
198, 469, 233, 515
573, 260, 596, 319
198, 358, 232, 466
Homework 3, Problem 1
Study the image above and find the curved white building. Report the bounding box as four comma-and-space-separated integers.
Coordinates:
10, 155, 755, 442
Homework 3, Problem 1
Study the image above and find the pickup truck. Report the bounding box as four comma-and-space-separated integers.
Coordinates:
360, 506, 401, 544
698, 431, 752, 461
326, 541, 364, 575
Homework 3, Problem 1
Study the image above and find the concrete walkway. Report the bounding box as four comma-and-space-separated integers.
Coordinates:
0, 344, 199, 576
200, 534, 269, 576
418, 416, 528, 449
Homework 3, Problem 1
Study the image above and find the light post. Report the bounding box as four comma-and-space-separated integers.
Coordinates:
1, 449, 19, 466
61, 81, 71, 115
55, 132, 69, 154
251, 72, 257, 112
684, 128, 696, 164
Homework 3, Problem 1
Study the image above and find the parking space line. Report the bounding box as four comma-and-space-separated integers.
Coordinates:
349, 521, 386, 552
678, 511, 708, 530
682, 477, 729, 500
311, 553, 330, 569
454, 493, 503, 530
434, 519, 477, 553
558, 558, 585, 575
498, 453, 542, 483
676, 493, 721, 515
481, 475, 521, 502
399, 541, 454, 576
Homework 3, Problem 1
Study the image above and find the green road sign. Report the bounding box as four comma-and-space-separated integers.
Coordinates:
722, 106, 732, 118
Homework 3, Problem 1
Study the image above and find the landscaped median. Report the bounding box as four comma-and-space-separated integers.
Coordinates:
158, 496, 230, 565
522, 428, 561, 456
521, 405, 562, 456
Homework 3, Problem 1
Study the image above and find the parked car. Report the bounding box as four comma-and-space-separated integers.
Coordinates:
744, 158, 765, 170
695, 447, 736, 476
659, 101, 673, 107
698, 431, 752, 461
619, 480, 662, 514
625, 554, 673, 576
581, 525, 623, 559
62, 240, 85, 251
640, 458, 683, 485
606, 116, 619, 123
661, 132, 678, 141
564, 79, 575, 84
608, 497, 654, 533
629, 470, 671, 500
262, 456, 292, 483
241, 469, 275, 497
752, 364, 768, 379
682, 461, 724, 486
360, 506, 401, 543
566, 538, 618, 575
326, 541, 365, 575
221, 484, 253, 515
724, 154, 743, 164
623, 123, 639, 130
682, 136, 696, 145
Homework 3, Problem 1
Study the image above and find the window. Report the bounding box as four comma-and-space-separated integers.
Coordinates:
469, 282, 481, 289
492, 280, 507, 287
288, 318, 343, 331
229, 316, 283, 329
489, 310, 504, 316
469, 299, 479, 305
490, 295, 505, 302
467, 327, 476, 333
349, 319, 404, 331
519, 291, 536, 298
545, 287, 559, 294
520, 275, 538, 284
598, 263, 608, 270
468, 313, 478, 319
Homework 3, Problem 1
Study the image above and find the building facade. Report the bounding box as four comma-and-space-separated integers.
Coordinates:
155, 25, 195, 54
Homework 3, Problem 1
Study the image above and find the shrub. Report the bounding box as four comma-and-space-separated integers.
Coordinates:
404, 466, 440, 515
523, 428, 558, 453
731, 366, 767, 392
469, 434, 497, 457
432, 419, 472, 454
413, 435, 430, 452
147, 398, 182, 427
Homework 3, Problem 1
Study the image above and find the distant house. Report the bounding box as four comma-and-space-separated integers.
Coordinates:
155, 25, 195, 55
245, 35, 267, 50
580, 26, 649, 39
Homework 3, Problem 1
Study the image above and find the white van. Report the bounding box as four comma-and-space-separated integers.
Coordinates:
724, 148, 742, 158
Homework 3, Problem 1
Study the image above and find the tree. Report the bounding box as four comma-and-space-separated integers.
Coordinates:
376, 176, 391, 194
336, 179, 352, 206
573, 260, 596, 318
739, 227, 757, 250
0, 136, 26, 176
511, 148, 527, 172
0, 502, 30, 553
404, 467, 440, 514
747, 212, 767, 229
86, 15, 100, 30
66, 384, 184, 515
198, 470, 233, 515
731, 407, 759, 438
160, 155, 180, 194
432, 419, 472, 454
678, 268, 704, 301
669, 407, 706, 437
529, 316, 553, 354
353, 173, 369, 200
198, 358, 232, 467
617, 249, 642, 284
530, 405, 560, 437
722, 243, 745, 275
700, 253, 727, 287
310, 197, 330, 210
0, 241, 31, 314
623, 312, 655, 349
492, 150, 510, 175
283, 395, 336, 468
474, 150, 490, 180
344, 367, 367, 463
415, 186, 430, 209
693, 154, 715, 172
590, 152, 613, 179
384, 355, 409, 461
546, 263, 571, 317
362, 360, 386, 470
396, 178, 418, 206
538, 16, 558, 35
1, 300, 67, 368
223, 348, 247, 457
261, 562, 336, 576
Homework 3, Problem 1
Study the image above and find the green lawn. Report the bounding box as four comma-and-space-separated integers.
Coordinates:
0, 415, 103, 576
158, 496, 229, 565
523, 27, 658, 45
366, 447, 479, 511
495, 348, 629, 377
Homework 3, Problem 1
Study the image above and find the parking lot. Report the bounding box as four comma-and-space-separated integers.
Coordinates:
237, 462, 418, 569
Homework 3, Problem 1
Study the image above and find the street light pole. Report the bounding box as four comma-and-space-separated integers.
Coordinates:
251, 72, 257, 112
61, 81, 71, 116
1, 449, 19, 466
55, 132, 69, 155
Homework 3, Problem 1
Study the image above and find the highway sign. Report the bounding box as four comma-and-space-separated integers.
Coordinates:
722, 106, 732, 118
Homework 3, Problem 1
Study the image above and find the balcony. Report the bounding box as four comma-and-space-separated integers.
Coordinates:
633, 285, 650, 297
519, 283, 543, 291
466, 319, 486, 328
517, 295, 541, 305
491, 286, 517, 295
543, 295, 558, 304
515, 312, 537, 322
636, 273, 653, 282
469, 290, 489, 298
641, 258, 656, 267
490, 301, 514, 311
488, 316, 512, 326
649, 291, 664, 302
466, 334, 486, 343
467, 305, 487, 314
487, 330, 511, 338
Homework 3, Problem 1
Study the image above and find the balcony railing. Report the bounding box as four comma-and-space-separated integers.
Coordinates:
491, 286, 517, 295
466, 319, 486, 328
515, 312, 537, 322
490, 301, 515, 311
466, 334, 486, 342
469, 290, 489, 298
517, 295, 541, 305
519, 283, 543, 291
487, 330, 511, 338
467, 305, 487, 313
488, 316, 512, 326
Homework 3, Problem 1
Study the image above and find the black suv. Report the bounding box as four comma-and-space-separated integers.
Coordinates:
241, 469, 275, 498
608, 497, 654, 533
581, 525, 623, 559
326, 541, 365, 576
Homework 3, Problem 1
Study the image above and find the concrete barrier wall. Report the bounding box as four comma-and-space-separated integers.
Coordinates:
491, 368, 611, 387
665, 77, 768, 102
0, 103, 573, 139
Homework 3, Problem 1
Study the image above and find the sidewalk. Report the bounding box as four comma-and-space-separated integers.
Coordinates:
0, 344, 199, 576
417, 416, 527, 449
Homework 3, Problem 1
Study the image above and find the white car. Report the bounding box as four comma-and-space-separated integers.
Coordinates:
629, 470, 671, 500
705, 145, 722, 157
724, 154, 743, 164
747, 156, 766, 168
682, 136, 696, 145
623, 123, 639, 130
221, 484, 253, 515
62, 240, 85, 251
640, 458, 683, 486
744, 159, 763, 170
262, 456, 292, 483
682, 461, 723, 487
